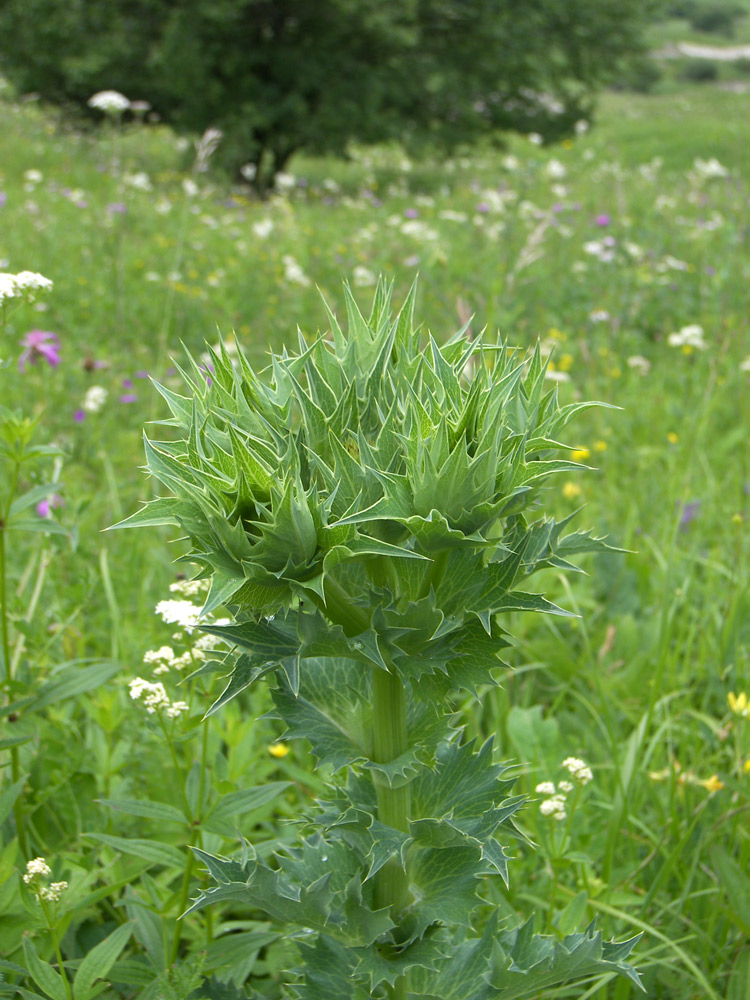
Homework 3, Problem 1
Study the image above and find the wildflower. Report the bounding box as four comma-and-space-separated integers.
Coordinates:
88, 90, 130, 114
128, 677, 170, 713
667, 431, 679, 444
18, 330, 60, 371
82, 386, 107, 413
23, 858, 51, 882
678, 500, 701, 528
539, 795, 567, 820
739, 356, 750, 372
589, 309, 610, 322
728, 692, 749, 718
571, 447, 590, 462
155, 599, 201, 631
562, 481, 582, 500
282, 255, 312, 287
528, 132, 543, 145
169, 577, 209, 599
143, 646, 176, 667
544, 370, 570, 383
119, 393, 138, 404
182, 178, 199, 198
545, 159, 566, 180
353, 265, 377, 287
698, 775, 723, 794
0, 270, 53, 303
692, 157, 728, 180
562, 757, 593, 784
252, 218, 273, 239
535, 781, 556, 795
23, 168, 42, 186
594, 214, 611, 227
124, 171, 152, 191
593, 440, 607, 452
744, 759, 750, 775
574, 119, 589, 136
275, 172, 296, 193
106, 202, 127, 215
668, 324, 706, 350
36, 494, 64, 518
166, 701, 190, 718
269, 743, 290, 758
558, 780, 574, 793
623, 355, 649, 376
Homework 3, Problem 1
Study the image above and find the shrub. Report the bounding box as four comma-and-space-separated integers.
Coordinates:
680, 58, 720, 81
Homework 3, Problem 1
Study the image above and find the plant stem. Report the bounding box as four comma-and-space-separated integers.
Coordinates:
170, 842, 196, 964
372, 668, 410, 1000
41, 904, 73, 1000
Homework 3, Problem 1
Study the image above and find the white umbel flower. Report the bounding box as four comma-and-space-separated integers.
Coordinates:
23, 857, 51, 882
83, 386, 108, 413
155, 599, 201, 632
88, 90, 130, 113
562, 756, 594, 784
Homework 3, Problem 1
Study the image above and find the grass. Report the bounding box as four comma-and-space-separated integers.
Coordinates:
1, 76, 749, 998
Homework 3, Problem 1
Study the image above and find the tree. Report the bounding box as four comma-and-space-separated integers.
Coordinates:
0, 0, 656, 188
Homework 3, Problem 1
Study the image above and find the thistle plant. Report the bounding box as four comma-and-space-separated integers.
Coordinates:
119, 281, 643, 999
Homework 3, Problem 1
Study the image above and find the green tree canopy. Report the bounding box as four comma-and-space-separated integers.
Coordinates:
0, 0, 656, 187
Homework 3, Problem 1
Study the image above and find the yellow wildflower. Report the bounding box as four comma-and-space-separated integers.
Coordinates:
571, 447, 590, 463
732, 513, 743, 525
593, 440, 607, 452
728, 692, 749, 718
743, 759, 750, 775
268, 743, 290, 758
562, 482, 582, 500
547, 327, 566, 340
667, 432, 679, 444
559, 353, 574, 372
698, 775, 723, 793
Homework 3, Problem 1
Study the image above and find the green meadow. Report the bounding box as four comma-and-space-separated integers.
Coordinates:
1, 77, 749, 998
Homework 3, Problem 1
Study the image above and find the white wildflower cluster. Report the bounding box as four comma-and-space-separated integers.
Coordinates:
82, 385, 108, 413
352, 265, 376, 287
87, 90, 130, 114
169, 577, 209, 599
275, 171, 297, 194
668, 324, 706, 350
544, 158, 567, 180
740, 356, 750, 373
562, 756, 594, 784
23, 858, 68, 903
252, 217, 274, 239
0, 270, 54, 303
537, 758, 593, 821
124, 171, 153, 192
583, 237, 616, 263
155, 599, 201, 632
282, 254, 312, 287
129, 677, 189, 718
690, 157, 729, 182
627, 355, 651, 376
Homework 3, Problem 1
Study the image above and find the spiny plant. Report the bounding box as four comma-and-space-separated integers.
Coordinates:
117, 280, 643, 999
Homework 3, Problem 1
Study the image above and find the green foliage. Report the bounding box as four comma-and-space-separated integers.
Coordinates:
0, 0, 656, 185
122, 282, 642, 997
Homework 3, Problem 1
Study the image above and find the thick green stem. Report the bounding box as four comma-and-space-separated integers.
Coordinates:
372, 669, 410, 1000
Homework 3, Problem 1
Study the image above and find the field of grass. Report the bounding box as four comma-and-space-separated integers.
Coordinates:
1, 77, 749, 999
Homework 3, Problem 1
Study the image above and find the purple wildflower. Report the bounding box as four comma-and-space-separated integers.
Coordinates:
18, 330, 60, 372
74, 409, 86, 422
36, 494, 64, 518
135, 369, 150, 379
0, 192, 6, 207
119, 393, 138, 403
122, 377, 134, 388
106, 202, 127, 215
404, 208, 419, 219
678, 500, 701, 528
595, 213, 611, 227
476, 202, 490, 213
